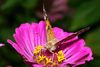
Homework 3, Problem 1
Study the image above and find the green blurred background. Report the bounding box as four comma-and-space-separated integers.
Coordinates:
0, 0, 100, 67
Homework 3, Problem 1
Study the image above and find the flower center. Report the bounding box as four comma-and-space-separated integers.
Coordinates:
57, 50, 66, 63
33, 45, 66, 67
33, 45, 42, 55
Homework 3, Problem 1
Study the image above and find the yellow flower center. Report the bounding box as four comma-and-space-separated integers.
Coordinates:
37, 55, 46, 63
57, 50, 66, 63
33, 46, 66, 67
45, 58, 52, 64
33, 45, 42, 55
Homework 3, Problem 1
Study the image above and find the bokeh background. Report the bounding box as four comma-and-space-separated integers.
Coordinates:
0, 0, 100, 67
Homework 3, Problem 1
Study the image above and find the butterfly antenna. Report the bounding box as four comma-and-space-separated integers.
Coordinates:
43, 4, 47, 20
43, 4, 52, 28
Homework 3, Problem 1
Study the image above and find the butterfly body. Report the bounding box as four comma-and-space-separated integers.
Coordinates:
45, 38, 58, 52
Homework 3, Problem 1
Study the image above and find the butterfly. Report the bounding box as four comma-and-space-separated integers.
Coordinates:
43, 5, 90, 52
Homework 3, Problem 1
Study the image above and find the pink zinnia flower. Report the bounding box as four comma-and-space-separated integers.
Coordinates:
7, 20, 93, 67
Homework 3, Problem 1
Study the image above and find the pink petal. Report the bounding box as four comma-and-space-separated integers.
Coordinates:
33, 64, 43, 67
31, 22, 39, 47
53, 27, 69, 40
14, 23, 33, 56
63, 39, 85, 58
64, 46, 93, 66
0, 43, 4, 47
38, 21, 47, 46
7, 39, 33, 62
58, 64, 67, 67
31, 21, 47, 47
53, 27, 78, 41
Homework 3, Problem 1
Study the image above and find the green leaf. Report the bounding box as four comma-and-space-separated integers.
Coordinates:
69, 0, 100, 31
16, 14, 37, 23
81, 58, 100, 67
1, 0, 19, 11
85, 27, 100, 56
0, 16, 6, 25
87, 58, 100, 67
21, 0, 38, 10
0, 28, 14, 42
